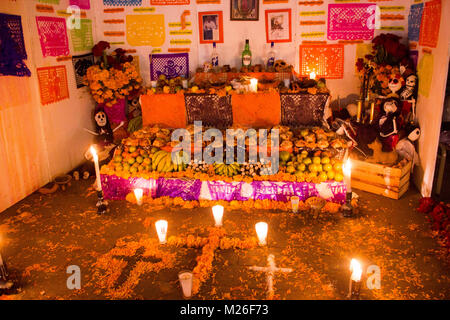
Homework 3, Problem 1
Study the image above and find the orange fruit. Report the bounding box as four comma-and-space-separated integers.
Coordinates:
334, 172, 344, 182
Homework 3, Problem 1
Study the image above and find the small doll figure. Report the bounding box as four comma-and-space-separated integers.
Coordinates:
378, 98, 401, 152
399, 73, 418, 123
78, 108, 123, 180
84, 107, 124, 146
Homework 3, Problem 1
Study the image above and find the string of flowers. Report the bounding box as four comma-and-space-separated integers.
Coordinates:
84, 41, 143, 107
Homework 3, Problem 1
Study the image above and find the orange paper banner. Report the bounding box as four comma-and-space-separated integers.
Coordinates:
36, 66, 69, 106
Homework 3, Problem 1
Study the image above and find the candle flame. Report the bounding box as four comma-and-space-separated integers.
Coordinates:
255, 222, 268, 246
350, 258, 362, 281
343, 158, 352, 177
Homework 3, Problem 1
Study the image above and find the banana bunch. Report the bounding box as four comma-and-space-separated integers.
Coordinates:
214, 162, 241, 177
152, 150, 188, 172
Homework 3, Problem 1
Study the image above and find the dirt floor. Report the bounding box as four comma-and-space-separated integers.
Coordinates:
0, 178, 449, 300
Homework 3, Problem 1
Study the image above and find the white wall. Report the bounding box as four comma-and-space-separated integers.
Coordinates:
413, 0, 450, 197
0, 0, 96, 212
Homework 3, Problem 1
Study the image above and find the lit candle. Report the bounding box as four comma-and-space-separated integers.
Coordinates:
369, 101, 375, 123
134, 188, 143, 206
342, 158, 352, 193
350, 258, 362, 281
155, 220, 168, 244
255, 222, 268, 246
90, 146, 102, 191
151, 80, 157, 88
348, 258, 362, 299
178, 270, 193, 298
182, 79, 188, 89
212, 205, 224, 227
250, 78, 258, 92
309, 71, 316, 80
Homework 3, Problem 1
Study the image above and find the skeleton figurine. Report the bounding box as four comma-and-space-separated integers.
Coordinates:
400, 74, 418, 123
0, 253, 13, 291
79, 108, 123, 180
378, 98, 401, 152
84, 108, 124, 145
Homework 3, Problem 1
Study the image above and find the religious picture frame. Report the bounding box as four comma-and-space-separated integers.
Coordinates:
230, 0, 259, 21
265, 9, 292, 43
198, 11, 224, 44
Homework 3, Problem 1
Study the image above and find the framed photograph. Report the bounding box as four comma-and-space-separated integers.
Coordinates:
230, 0, 259, 21
265, 9, 292, 43
198, 11, 224, 44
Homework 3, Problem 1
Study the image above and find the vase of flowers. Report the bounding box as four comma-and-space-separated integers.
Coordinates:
84, 41, 143, 124
356, 33, 412, 98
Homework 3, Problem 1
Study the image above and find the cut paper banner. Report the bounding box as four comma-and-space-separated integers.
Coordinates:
71, 19, 93, 52
69, 0, 90, 9
408, 3, 424, 42
126, 14, 165, 47
327, 3, 375, 40
39, 0, 60, 3
419, 0, 441, 48
36, 16, 69, 57
417, 53, 433, 97
72, 53, 94, 88
151, 0, 190, 4
150, 53, 189, 81
299, 44, 344, 79
0, 13, 31, 77
103, 0, 142, 5
36, 66, 69, 105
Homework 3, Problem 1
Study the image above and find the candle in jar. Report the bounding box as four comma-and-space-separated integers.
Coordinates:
134, 188, 143, 206
342, 158, 352, 192
212, 205, 224, 227
155, 220, 168, 244
90, 146, 102, 191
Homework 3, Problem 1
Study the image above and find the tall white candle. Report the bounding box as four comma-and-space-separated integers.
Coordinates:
343, 158, 352, 193
250, 78, 258, 92
134, 188, 143, 206
90, 146, 102, 191
350, 258, 362, 282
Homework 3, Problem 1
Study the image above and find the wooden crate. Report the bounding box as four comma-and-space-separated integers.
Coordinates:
350, 159, 411, 200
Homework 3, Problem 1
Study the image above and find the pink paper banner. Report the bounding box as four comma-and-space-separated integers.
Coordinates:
36, 16, 69, 57
327, 3, 375, 41
70, 0, 90, 9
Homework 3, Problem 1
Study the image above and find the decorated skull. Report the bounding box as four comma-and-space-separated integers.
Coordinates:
95, 111, 107, 127
383, 99, 399, 114
388, 76, 403, 94
405, 74, 417, 88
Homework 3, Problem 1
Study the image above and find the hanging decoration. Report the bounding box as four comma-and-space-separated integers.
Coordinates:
69, 0, 90, 9
299, 44, 344, 79
36, 66, 70, 105
418, 0, 441, 48
126, 14, 165, 47
103, 0, 142, 5
72, 53, 94, 88
417, 53, 434, 97
151, 0, 190, 4
327, 3, 375, 41
71, 19, 94, 52
149, 53, 189, 81
408, 3, 424, 42
0, 13, 30, 77
36, 16, 70, 57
